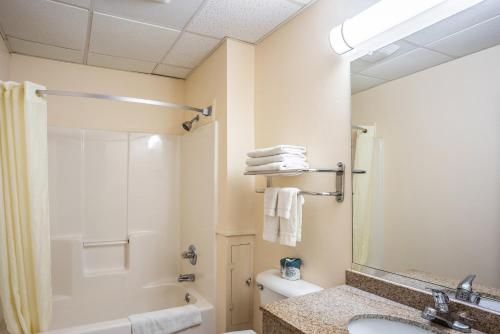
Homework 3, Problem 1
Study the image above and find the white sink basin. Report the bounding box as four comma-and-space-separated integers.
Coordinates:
348, 318, 434, 334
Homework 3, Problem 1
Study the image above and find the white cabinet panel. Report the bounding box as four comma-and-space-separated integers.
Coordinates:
230, 243, 252, 327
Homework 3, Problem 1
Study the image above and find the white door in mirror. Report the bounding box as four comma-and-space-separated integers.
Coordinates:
348, 318, 433, 334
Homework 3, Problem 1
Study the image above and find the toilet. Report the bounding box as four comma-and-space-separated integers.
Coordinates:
255, 269, 323, 304
224, 269, 323, 334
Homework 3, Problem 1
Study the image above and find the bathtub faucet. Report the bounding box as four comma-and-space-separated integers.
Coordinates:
178, 273, 195, 282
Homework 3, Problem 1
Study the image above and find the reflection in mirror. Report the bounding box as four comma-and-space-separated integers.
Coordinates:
350, 0, 500, 313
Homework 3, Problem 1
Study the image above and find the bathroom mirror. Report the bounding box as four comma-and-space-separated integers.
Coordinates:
350, 0, 500, 313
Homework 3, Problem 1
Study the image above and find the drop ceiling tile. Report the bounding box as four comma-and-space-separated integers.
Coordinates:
361, 48, 452, 81
406, 0, 500, 46
90, 13, 180, 62
87, 53, 156, 74
0, 0, 88, 50
426, 15, 500, 58
54, 0, 91, 8
352, 40, 418, 73
154, 64, 191, 79
187, 0, 302, 43
351, 74, 386, 94
8, 37, 84, 63
163, 33, 220, 68
94, 0, 204, 30
351, 59, 372, 74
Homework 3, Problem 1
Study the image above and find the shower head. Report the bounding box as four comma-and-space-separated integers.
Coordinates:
182, 115, 200, 132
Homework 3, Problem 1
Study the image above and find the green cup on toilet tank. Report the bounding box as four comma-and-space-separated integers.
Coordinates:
280, 257, 302, 281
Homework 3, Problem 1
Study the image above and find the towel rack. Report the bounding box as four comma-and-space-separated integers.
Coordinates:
245, 162, 346, 202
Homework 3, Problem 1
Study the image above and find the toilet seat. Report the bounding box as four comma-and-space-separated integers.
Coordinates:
224, 331, 256, 334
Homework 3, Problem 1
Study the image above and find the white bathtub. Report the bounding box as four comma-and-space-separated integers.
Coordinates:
44, 285, 214, 334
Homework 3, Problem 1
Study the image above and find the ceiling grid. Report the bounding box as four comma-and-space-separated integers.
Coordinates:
0, 0, 314, 79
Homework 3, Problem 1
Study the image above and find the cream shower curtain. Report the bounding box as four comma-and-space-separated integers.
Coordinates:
0, 82, 52, 334
352, 126, 384, 267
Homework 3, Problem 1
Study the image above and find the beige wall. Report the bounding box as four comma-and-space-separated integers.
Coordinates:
226, 40, 256, 234
185, 39, 256, 333
0, 37, 10, 80
352, 45, 500, 288
185, 39, 256, 234
252, 0, 366, 330
9, 54, 185, 134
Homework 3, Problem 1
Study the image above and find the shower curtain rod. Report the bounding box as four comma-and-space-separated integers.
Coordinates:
35, 89, 213, 116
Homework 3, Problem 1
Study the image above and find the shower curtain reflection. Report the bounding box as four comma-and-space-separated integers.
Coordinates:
352, 126, 384, 267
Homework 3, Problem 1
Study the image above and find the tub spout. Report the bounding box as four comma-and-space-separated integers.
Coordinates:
178, 273, 195, 282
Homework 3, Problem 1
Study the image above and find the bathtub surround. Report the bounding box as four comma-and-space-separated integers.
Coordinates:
44, 124, 218, 332
0, 82, 52, 333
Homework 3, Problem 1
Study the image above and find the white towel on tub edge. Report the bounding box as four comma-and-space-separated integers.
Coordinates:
128, 304, 201, 334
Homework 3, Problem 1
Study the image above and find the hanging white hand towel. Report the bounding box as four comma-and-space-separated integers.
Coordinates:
263, 188, 280, 242
296, 194, 305, 242
277, 188, 304, 247
129, 304, 202, 334
247, 145, 306, 158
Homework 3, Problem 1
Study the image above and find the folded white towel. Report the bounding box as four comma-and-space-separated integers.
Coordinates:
129, 305, 201, 334
263, 188, 280, 242
277, 188, 304, 247
247, 145, 306, 158
245, 161, 309, 173
246, 153, 307, 166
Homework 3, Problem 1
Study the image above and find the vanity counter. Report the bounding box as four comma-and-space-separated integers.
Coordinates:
261, 285, 485, 334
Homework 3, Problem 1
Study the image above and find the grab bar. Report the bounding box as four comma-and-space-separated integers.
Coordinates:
82, 239, 129, 248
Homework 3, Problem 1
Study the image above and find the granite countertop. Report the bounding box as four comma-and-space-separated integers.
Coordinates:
262, 285, 485, 334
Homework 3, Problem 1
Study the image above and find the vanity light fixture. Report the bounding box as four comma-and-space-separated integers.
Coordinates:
330, 0, 485, 61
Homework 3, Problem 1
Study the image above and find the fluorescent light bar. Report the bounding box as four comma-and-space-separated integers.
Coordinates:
330, 0, 485, 61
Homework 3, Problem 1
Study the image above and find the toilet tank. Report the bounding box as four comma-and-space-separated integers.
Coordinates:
255, 269, 323, 305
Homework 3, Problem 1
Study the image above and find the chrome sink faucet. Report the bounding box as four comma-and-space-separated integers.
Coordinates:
422, 289, 471, 333
456, 274, 481, 304
178, 273, 195, 282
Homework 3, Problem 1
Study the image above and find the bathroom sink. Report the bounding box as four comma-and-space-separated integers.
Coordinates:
348, 318, 434, 334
